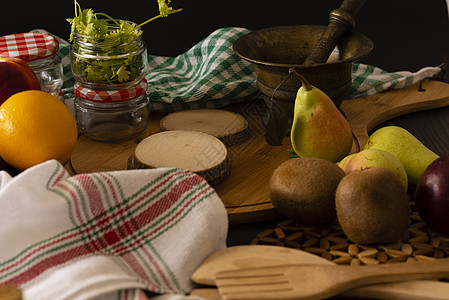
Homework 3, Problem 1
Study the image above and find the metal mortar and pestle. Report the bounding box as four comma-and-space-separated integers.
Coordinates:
233, 0, 373, 145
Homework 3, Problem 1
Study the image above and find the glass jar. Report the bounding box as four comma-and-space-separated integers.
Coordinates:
27, 54, 63, 98
0, 32, 64, 99
70, 20, 148, 90
74, 78, 150, 142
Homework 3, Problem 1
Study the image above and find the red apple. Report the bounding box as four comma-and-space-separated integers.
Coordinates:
414, 155, 449, 234
0, 57, 41, 105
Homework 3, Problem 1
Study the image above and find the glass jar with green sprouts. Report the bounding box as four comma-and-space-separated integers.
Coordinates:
67, 0, 182, 90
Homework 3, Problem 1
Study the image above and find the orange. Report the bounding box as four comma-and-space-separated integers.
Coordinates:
0, 90, 78, 170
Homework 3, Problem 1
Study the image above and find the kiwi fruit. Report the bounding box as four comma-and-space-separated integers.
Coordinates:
270, 157, 346, 224
335, 167, 410, 244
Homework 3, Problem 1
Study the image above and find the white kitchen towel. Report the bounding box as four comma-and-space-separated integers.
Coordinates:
0, 160, 228, 300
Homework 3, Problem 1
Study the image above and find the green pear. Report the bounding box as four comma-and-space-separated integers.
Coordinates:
364, 126, 439, 186
338, 149, 408, 190
290, 69, 353, 163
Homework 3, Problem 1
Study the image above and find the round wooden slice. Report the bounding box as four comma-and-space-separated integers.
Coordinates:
160, 109, 249, 146
128, 130, 232, 185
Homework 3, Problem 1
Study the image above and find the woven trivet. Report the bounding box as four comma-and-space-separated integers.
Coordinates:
251, 199, 449, 266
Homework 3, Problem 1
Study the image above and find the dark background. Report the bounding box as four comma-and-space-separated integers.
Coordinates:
1, 0, 448, 74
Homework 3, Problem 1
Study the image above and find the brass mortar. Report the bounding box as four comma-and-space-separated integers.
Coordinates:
233, 25, 373, 145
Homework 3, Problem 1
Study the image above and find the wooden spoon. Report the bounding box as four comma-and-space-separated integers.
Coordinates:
216, 259, 449, 300
191, 245, 449, 300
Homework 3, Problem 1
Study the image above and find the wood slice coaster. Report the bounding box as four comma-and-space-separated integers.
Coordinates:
160, 109, 249, 146
128, 130, 232, 186
252, 199, 449, 265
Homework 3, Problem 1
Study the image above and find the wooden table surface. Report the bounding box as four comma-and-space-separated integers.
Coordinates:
69, 80, 449, 226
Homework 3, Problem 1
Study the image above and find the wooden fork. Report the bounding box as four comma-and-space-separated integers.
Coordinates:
215, 258, 449, 300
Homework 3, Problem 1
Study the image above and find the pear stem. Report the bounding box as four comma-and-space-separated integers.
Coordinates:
289, 68, 313, 91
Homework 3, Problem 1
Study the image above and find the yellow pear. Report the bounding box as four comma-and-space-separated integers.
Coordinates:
364, 126, 439, 186
338, 149, 408, 190
336, 153, 356, 170
290, 69, 353, 163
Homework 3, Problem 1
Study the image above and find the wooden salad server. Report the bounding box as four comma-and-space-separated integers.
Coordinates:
191, 245, 449, 300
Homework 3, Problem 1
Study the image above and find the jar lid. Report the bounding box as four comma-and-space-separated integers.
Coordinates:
74, 78, 148, 102
0, 33, 59, 62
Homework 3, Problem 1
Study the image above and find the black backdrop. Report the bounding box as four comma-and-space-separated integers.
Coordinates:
1, 0, 448, 74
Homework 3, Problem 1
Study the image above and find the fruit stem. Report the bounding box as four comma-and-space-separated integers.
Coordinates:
289, 68, 313, 91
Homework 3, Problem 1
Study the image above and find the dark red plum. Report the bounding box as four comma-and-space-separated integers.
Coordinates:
415, 155, 449, 234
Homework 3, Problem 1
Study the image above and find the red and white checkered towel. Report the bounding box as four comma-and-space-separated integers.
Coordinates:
0, 160, 228, 300
0, 32, 59, 62
74, 79, 148, 102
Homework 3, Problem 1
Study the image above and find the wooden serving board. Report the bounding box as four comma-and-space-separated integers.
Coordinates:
70, 80, 449, 224
341, 80, 449, 151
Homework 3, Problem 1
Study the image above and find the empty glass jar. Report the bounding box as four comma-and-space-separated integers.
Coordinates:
74, 78, 150, 142
0, 32, 64, 99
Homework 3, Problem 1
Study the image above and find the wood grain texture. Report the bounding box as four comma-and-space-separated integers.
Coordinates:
190, 288, 221, 300
70, 101, 291, 224
130, 130, 231, 186
192, 245, 449, 300
70, 80, 449, 224
0, 285, 21, 300
341, 80, 449, 152
160, 109, 249, 146
215, 259, 449, 300
192, 245, 333, 286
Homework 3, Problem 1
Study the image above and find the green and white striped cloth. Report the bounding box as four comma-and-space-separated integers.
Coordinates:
35, 27, 441, 112
347, 63, 442, 99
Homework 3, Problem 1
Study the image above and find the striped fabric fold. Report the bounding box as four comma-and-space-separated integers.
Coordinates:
347, 63, 442, 99
0, 160, 228, 300
144, 27, 258, 111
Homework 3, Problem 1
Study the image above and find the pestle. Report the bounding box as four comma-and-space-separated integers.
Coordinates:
303, 0, 366, 66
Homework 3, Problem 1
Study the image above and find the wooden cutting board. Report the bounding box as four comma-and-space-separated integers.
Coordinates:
69, 80, 449, 224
